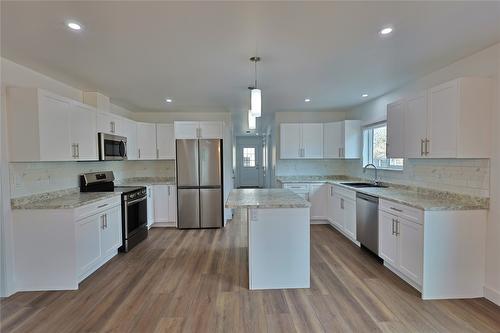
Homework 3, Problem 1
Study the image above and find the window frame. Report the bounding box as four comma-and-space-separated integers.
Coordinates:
362, 122, 404, 172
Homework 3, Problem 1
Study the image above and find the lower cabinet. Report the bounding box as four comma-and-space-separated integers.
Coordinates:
379, 201, 423, 288
151, 185, 177, 227
76, 203, 123, 282
327, 185, 357, 243
146, 186, 155, 228
309, 184, 328, 220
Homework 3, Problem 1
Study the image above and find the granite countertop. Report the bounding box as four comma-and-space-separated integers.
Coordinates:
11, 189, 121, 210
117, 177, 176, 186
225, 189, 311, 209
277, 176, 489, 211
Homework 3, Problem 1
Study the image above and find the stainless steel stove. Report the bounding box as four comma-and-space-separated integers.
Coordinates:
80, 171, 148, 252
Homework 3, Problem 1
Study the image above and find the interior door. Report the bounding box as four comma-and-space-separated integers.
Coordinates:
177, 189, 200, 229
301, 123, 324, 158
176, 140, 199, 187
238, 144, 261, 187
199, 139, 221, 187
200, 188, 222, 228
405, 93, 428, 158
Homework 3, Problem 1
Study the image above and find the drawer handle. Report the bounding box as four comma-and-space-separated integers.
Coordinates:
97, 204, 109, 209
390, 207, 403, 212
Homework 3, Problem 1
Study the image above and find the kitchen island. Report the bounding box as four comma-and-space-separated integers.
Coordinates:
226, 189, 311, 290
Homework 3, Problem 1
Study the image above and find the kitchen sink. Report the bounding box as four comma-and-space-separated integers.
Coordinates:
340, 182, 388, 188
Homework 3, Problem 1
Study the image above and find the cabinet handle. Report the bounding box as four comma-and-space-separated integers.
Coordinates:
338, 148, 341, 158
420, 139, 425, 156
425, 139, 430, 156
341, 198, 344, 209
168, 186, 171, 196
76, 144, 80, 158
71, 144, 76, 158
97, 203, 108, 209
390, 207, 403, 213
302, 148, 305, 157
391, 219, 395, 235
395, 219, 400, 236
330, 186, 333, 196
156, 148, 159, 159
138, 148, 141, 159
101, 215, 105, 229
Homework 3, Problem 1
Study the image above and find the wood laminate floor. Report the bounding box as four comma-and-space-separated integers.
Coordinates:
2, 210, 500, 333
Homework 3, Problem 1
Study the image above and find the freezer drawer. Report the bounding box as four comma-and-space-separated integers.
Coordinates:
177, 189, 200, 229
176, 140, 199, 187
199, 139, 222, 187
200, 188, 222, 228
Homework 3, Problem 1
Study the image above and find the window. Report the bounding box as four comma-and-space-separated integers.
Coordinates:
363, 123, 404, 170
242, 147, 256, 167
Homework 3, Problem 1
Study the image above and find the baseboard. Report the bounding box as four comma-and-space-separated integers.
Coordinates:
151, 222, 176, 228
310, 218, 329, 225
484, 285, 500, 305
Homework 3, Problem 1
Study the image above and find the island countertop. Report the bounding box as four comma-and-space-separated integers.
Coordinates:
225, 189, 311, 209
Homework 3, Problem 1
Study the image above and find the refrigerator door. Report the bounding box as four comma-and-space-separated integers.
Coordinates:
176, 140, 199, 187
177, 189, 200, 229
199, 139, 222, 187
200, 188, 222, 228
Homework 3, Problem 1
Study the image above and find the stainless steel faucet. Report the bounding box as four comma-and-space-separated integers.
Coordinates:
363, 163, 378, 184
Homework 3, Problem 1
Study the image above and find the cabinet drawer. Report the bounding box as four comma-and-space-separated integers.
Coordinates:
283, 183, 309, 193
74, 196, 121, 220
379, 199, 423, 224
333, 185, 356, 201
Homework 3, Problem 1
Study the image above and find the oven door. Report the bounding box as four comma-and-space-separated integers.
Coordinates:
124, 196, 147, 238
99, 133, 128, 161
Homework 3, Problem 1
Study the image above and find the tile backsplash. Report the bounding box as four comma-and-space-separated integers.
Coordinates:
346, 158, 490, 197
9, 160, 175, 198
275, 159, 346, 177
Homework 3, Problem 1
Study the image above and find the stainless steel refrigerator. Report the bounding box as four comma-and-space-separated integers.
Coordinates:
176, 139, 223, 229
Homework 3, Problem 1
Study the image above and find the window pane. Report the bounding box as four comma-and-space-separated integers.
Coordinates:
363, 124, 403, 170
243, 147, 256, 167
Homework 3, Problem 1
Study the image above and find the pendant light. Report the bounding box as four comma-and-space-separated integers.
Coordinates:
249, 56, 261, 117
248, 109, 256, 130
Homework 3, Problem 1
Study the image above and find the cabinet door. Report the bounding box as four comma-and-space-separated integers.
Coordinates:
199, 121, 223, 139
124, 119, 138, 160
153, 185, 169, 223
174, 121, 199, 139
331, 193, 344, 230
302, 123, 324, 158
405, 93, 428, 158
280, 123, 302, 159
137, 122, 157, 160
168, 185, 177, 223
156, 124, 176, 159
70, 102, 98, 161
147, 186, 155, 228
343, 198, 356, 240
76, 214, 102, 278
427, 80, 459, 158
96, 112, 116, 135
326, 185, 335, 223
323, 122, 343, 158
397, 217, 423, 285
309, 184, 327, 219
343, 120, 361, 159
378, 211, 398, 266
101, 206, 122, 258
386, 101, 405, 158
38, 93, 72, 161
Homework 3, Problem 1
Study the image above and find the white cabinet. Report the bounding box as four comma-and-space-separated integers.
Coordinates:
146, 186, 154, 228
386, 101, 405, 158
123, 119, 138, 160
100, 205, 122, 259
174, 121, 223, 139
76, 214, 102, 279
152, 185, 177, 226
156, 124, 176, 159
327, 185, 357, 242
343, 197, 356, 239
279, 123, 323, 159
309, 184, 328, 220
137, 122, 157, 160
323, 120, 361, 159
6, 88, 98, 162
379, 200, 423, 287
70, 102, 98, 161
97, 112, 125, 136
387, 77, 493, 159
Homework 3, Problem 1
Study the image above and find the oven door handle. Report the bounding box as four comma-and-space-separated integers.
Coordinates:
126, 196, 147, 206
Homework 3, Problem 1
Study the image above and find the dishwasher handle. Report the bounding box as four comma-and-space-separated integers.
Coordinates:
356, 193, 379, 203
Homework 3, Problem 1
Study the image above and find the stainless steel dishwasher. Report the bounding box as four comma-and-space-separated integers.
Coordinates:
356, 193, 379, 255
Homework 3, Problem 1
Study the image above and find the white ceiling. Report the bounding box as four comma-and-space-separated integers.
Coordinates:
2, 1, 500, 116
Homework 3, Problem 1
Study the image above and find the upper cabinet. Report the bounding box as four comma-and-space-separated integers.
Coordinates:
96, 112, 126, 137
387, 77, 494, 159
156, 124, 175, 159
174, 121, 223, 139
137, 122, 157, 160
386, 101, 406, 159
280, 123, 324, 159
7, 88, 98, 162
323, 120, 361, 159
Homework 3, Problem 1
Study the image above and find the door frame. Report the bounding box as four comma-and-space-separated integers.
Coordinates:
235, 136, 264, 188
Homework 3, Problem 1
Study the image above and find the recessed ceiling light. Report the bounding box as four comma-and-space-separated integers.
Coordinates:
379, 27, 393, 35
67, 21, 82, 31
304, 98, 311, 103
361, 94, 369, 98
165, 98, 173, 103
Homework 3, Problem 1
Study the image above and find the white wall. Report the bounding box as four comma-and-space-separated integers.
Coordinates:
347, 43, 500, 304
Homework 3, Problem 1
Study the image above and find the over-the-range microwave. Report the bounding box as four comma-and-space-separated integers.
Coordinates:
98, 133, 127, 161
